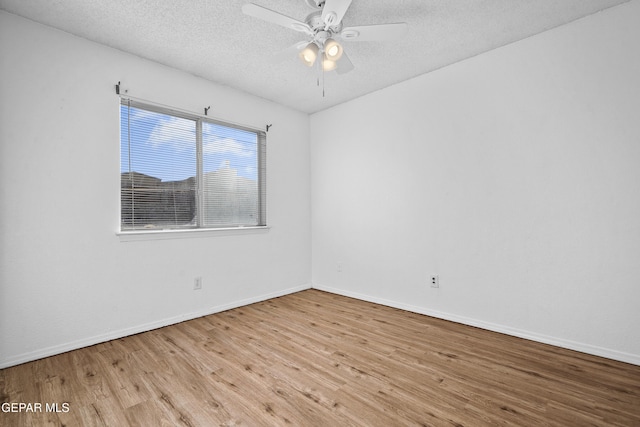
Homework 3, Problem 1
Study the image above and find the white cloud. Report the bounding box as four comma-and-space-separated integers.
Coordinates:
125, 106, 255, 158
147, 116, 196, 152
204, 136, 255, 157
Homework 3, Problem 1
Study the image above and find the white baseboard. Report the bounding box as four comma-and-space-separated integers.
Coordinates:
312, 283, 640, 366
0, 283, 311, 369
4, 282, 637, 368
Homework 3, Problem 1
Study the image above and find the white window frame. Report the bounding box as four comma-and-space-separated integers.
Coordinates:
118, 98, 268, 239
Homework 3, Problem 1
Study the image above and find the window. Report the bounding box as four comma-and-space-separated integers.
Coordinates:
120, 100, 266, 232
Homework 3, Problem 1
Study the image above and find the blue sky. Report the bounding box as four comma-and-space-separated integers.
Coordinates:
120, 105, 258, 182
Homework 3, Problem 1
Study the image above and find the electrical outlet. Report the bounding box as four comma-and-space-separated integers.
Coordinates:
430, 275, 439, 288
194, 277, 202, 290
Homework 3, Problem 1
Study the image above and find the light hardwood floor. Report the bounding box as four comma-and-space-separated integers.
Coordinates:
1, 289, 639, 426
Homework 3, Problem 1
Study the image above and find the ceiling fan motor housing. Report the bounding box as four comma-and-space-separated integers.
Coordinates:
305, 10, 342, 35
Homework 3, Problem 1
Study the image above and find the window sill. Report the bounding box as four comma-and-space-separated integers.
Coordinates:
117, 226, 270, 242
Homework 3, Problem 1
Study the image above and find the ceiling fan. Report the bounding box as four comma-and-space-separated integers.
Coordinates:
242, 0, 408, 74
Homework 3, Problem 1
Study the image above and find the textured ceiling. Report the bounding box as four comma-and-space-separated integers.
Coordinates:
0, 0, 629, 113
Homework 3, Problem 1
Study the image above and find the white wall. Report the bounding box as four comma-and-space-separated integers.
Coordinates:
0, 11, 311, 368
311, 1, 640, 364
2, 1, 639, 369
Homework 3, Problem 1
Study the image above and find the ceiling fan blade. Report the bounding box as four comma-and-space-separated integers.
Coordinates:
340, 23, 408, 41
272, 41, 308, 63
336, 51, 354, 75
242, 3, 312, 34
322, 0, 353, 27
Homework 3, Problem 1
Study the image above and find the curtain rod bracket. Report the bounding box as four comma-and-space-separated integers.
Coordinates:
266, 124, 272, 132
204, 106, 210, 116
115, 81, 120, 95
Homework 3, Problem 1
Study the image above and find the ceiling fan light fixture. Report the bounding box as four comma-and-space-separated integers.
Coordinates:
324, 38, 343, 61
322, 56, 337, 71
299, 42, 319, 67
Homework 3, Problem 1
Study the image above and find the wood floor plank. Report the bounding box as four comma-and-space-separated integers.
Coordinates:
1, 289, 639, 426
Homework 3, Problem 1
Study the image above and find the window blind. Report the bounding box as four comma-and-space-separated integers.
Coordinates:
120, 100, 266, 231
